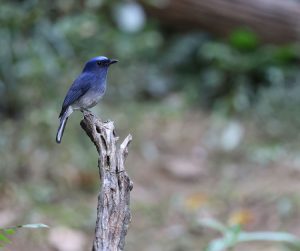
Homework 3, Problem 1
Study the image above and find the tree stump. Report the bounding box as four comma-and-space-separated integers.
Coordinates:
80, 111, 133, 251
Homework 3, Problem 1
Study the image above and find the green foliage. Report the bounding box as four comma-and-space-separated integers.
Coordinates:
0, 0, 299, 177
161, 31, 300, 113
0, 0, 166, 178
254, 82, 300, 141
17, 224, 49, 229
1, 0, 299, 117
0, 0, 162, 117
0, 231, 12, 247
199, 218, 300, 251
0, 224, 48, 248
229, 28, 259, 51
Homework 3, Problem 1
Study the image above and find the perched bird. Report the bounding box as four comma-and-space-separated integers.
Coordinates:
56, 56, 118, 144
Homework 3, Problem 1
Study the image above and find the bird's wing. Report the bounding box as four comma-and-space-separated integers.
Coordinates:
59, 73, 92, 118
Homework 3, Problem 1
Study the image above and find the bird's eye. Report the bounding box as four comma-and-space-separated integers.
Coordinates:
97, 61, 102, 66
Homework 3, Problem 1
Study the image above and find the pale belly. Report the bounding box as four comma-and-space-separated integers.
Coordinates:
72, 89, 104, 110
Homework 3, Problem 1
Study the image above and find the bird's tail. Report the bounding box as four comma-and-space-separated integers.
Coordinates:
56, 107, 72, 144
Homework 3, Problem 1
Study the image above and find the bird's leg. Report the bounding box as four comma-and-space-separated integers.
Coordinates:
80, 108, 91, 113
80, 108, 92, 116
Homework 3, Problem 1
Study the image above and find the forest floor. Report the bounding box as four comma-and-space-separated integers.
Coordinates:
1, 99, 300, 251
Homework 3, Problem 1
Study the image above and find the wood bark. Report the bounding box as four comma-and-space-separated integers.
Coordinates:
141, 0, 300, 43
80, 111, 133, 251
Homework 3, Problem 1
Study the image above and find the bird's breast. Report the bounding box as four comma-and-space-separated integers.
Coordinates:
73, 86, 106, 109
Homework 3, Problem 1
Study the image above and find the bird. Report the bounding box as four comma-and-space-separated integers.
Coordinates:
56, 56, 118, 144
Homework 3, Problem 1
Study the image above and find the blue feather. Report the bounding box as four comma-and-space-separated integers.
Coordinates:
56, 56, 117, 143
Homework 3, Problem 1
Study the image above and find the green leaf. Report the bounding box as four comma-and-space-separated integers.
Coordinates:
0, 233, 10, 244
224, 224, 242, 247
238, 231, 300, 245
202, 218, 300, 251
18, 223, 49, 229
4, 229, 15, 235
229, 28, 259, 51
198, 218, 227, 233
274, 46, 297, 64
205, 237, 233, 251
205, 231, 300, 251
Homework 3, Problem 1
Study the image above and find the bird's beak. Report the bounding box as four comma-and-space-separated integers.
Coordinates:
109, 59, 118, 65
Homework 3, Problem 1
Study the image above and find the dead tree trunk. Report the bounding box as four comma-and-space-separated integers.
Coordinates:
80, 112, 133, 251
141, 0, 300, 43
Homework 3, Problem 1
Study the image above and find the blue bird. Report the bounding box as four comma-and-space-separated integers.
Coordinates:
56, 56, 118, 144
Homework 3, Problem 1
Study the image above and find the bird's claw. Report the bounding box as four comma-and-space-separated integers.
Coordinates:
81, 109, 92, 116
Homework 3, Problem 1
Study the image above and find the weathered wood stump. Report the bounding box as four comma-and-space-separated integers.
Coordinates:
80, 112, 133, 251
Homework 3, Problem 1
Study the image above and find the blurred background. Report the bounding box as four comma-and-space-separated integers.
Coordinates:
1, 0, 300, 250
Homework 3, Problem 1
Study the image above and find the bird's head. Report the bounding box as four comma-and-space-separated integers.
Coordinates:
82, 56, 118, 73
